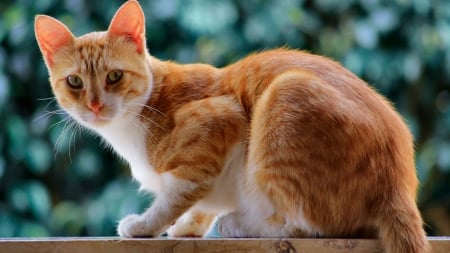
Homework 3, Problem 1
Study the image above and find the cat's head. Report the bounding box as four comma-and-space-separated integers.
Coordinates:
34, 0, 152, 129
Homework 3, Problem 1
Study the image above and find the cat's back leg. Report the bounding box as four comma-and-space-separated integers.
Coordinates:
219, 69, 382, 238
218, 69, 429, 253
219, 70, 339, 237
166, 209, 217, 237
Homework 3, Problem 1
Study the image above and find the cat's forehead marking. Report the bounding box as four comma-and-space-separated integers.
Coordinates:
75, 32, 108, 74
76, 43, 105, 74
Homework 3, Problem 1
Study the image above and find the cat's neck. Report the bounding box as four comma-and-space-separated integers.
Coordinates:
95, 108, 162, 191
96, 109, 147, 156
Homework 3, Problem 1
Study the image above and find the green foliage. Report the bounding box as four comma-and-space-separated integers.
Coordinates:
0, 0, 449, 236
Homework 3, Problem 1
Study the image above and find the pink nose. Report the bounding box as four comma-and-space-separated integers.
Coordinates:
87, 101, 104, 114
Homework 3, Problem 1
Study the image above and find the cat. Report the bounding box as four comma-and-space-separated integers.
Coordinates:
34, 1, 429, 252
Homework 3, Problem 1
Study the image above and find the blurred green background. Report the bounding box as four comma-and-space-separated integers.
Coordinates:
0, 0, 449, 237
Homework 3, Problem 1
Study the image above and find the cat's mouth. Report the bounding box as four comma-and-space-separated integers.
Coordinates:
79, 111, 115, 127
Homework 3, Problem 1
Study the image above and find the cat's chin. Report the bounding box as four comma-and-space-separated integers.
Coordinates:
87, 118, 111, 127
76, 114, 116, 128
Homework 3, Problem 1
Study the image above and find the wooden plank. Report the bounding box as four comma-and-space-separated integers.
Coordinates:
0, 237, 448, 253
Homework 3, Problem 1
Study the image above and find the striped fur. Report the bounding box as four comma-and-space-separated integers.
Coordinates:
35, 1, 429, 252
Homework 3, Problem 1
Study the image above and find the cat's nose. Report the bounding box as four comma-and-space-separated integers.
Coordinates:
87, 101, 104, 115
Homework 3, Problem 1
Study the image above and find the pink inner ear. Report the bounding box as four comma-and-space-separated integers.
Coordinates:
35, 15, 74, 66
108, 0, 145, 54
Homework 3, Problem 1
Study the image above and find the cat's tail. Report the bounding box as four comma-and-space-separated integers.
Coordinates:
377, 194, 430, 253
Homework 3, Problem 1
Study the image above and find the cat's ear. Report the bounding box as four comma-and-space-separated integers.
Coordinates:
108, 0, 146, 54
34, 15, 74, 67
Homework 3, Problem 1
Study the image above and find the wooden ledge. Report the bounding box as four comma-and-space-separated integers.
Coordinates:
0, 237, 449, 253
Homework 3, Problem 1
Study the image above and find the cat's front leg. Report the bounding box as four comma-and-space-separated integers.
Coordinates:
118, 174, 210, 238
118, 214, 156, 238
118, 96, 246, 238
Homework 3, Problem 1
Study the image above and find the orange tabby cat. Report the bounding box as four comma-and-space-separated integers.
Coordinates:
35, 1, 429, 252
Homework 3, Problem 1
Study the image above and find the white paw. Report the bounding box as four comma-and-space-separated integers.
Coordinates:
117, 214, 152, 238
216, 213, 244, 237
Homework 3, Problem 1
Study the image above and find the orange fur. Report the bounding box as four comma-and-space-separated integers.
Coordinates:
35, 1, 429, 252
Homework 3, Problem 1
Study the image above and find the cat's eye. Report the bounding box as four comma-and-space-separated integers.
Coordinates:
66, 75, 83, 89
106, 70, 123, 85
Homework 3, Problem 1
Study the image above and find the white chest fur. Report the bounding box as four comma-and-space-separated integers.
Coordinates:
96, 117, 162, 193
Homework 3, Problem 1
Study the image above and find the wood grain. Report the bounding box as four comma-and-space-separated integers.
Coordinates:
0, 237, 448, 253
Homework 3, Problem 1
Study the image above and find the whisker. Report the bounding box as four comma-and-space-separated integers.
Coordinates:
34, 109, 67, 123
34, 97, 64, 124
42, 98, 58, 111
130, 102, 167, 117
127, 110, 164, 131
49, 115, 71, 130
51, 107, 84, 162
53, 118, 72, 159
68, 122, 81, 162
37, 97, 57, 101
54, 119, 86, 163
128, 112, 154, 133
